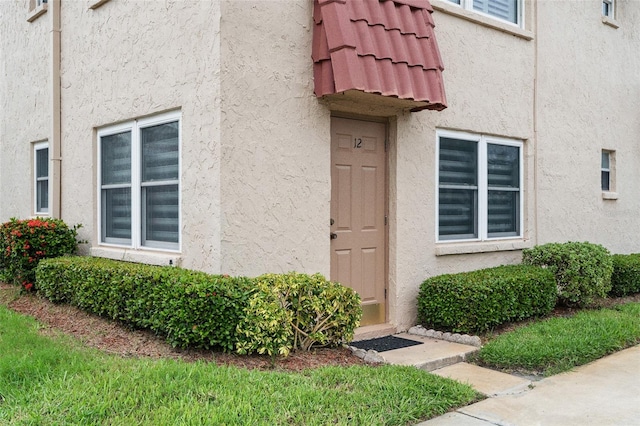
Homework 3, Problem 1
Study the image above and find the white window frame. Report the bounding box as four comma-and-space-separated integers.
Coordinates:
602, 0, 614, 18
436, 130, 524, 243
33, 141, 50, 215
446, 0, 522, 27
601, 149, 616, 194
97, 111, 182, 252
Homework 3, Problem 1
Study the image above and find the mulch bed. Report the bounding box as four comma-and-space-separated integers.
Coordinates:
0, 283, 366, 372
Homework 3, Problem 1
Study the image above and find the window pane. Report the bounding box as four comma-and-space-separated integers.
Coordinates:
439, 138, 477, 186
143, 184, 179, 245
102, 188, 132, 242
601, 152, 610, 169
439, 188, 477, 240
474, 0, 517, 23
37, 180, 48, 212
488, 190, 519, 237
488, 144, 519, 188
36, 148, 48, 178
142, 121, 179, 182
101, 132, 131, 185
602, 171, 610, 191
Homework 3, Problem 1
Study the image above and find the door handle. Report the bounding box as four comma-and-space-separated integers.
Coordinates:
330, 232, 337, 240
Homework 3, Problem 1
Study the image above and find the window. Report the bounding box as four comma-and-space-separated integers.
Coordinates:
602, 0, 614, 18
446, 0, 520, 25
437, 131, 522, 242
601, 150, 615, 192
98, 111, 181, 251
27, 0, 47, 22
34, 142, 49, 215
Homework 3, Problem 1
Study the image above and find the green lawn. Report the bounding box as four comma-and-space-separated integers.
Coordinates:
0, 306, 479, 425
477, 303, 640, 376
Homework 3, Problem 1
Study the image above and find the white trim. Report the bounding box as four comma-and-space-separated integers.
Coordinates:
33, 141, 50, 215
436, 129, 524, 244
96, 110, 181, 253
432, 0, 524, 29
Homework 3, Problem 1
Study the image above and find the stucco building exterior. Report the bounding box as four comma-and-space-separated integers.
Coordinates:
1, 0, 639, 334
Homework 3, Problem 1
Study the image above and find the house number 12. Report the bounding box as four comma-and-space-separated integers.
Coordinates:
354, 138, 362, 148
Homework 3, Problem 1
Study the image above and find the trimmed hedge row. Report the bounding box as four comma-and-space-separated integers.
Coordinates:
417, 265, 556, 334
37, 256, 253, 351
611, 254, 640, 297
35, 257, 361, 355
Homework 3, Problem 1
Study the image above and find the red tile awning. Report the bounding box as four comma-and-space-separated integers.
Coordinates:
312, 0, 447, 112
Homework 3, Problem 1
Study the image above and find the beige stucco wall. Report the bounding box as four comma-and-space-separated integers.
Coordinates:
219, 0, 331, 277
535, 0, 640, 254
3, 0, 640, 334
59, 0, 222, 271
388, 7, 536, 329
0, 1, 51, 220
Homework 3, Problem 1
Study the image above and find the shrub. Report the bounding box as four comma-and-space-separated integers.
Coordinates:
36, 256, 253, 351
610, 254, 640, 297
522, 242, 613, 307
0, 217, 81, 291
236, 273, 362, 357
417, 265, 556, 334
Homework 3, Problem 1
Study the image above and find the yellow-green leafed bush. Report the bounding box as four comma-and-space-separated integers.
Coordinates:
236, 273, 362, 357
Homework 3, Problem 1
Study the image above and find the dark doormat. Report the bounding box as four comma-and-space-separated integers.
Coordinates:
350, 335, 423, 353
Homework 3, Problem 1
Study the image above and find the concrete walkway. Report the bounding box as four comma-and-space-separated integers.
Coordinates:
420, 344, 640, 425
358, 333, 640, 425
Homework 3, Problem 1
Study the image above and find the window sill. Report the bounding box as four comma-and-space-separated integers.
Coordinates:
91, 246, 182, 267
89, 0, 110, 10
435, 239, 533, 256
27, 3, 47, 22
430, 0, 534, 40
602, 16, 619, 29
602, 191, 618, 200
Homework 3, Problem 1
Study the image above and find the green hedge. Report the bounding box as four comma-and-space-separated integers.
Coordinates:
236, 273, 361, 356
610, 254, 640, 297
417, 265, 556, 334
522, 242, 613, 307
36, 257, 253, 351
36, 257, 361, 355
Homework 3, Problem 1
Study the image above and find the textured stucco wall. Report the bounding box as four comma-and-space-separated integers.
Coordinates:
389, 10, 536, 329
219, 1, 331, 277
536, 0, 640, 254
0, 1, 51, 221
59, 0, 222, 271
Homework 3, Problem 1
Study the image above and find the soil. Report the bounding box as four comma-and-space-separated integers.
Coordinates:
0, 283, 366, 372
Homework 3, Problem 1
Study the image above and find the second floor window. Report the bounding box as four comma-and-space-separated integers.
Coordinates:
448, 0, 520, 25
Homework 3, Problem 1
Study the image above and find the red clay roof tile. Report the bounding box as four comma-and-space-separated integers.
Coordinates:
312, 0, 446, 111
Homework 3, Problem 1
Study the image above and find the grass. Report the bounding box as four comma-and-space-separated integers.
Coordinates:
477, 302, 640, 376
0, 305, 480, 425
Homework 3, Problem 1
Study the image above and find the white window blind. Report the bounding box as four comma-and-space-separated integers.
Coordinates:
437, 131, 522, 242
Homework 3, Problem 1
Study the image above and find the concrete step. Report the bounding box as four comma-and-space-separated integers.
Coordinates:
377, 333, 479, 371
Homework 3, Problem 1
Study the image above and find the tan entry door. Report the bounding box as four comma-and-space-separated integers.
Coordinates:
330, 117, 387, 326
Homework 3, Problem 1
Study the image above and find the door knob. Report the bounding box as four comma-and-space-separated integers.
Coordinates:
330, 232, 337, 240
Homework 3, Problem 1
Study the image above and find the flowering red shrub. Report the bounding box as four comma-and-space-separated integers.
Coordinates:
0, 217, 81, 291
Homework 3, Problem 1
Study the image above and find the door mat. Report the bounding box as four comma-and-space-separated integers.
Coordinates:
350, 336, 423, 353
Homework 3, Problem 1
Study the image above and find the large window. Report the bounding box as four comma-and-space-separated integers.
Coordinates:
447, 0, 520, 25
437, 131, 522, 242
98, 111, 181, 251
34, 141, 50, 215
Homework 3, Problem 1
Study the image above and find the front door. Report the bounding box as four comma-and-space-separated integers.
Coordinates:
330, 117, 387, 326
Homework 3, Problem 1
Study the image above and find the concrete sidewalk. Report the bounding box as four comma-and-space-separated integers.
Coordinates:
418, 344, 640, 426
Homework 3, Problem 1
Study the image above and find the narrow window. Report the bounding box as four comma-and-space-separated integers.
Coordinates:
437, 131, 523, 242
98, 111, 181, 251
602, 0, 614, 18
34, 142, 49, 215
601, 150, 614, 192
